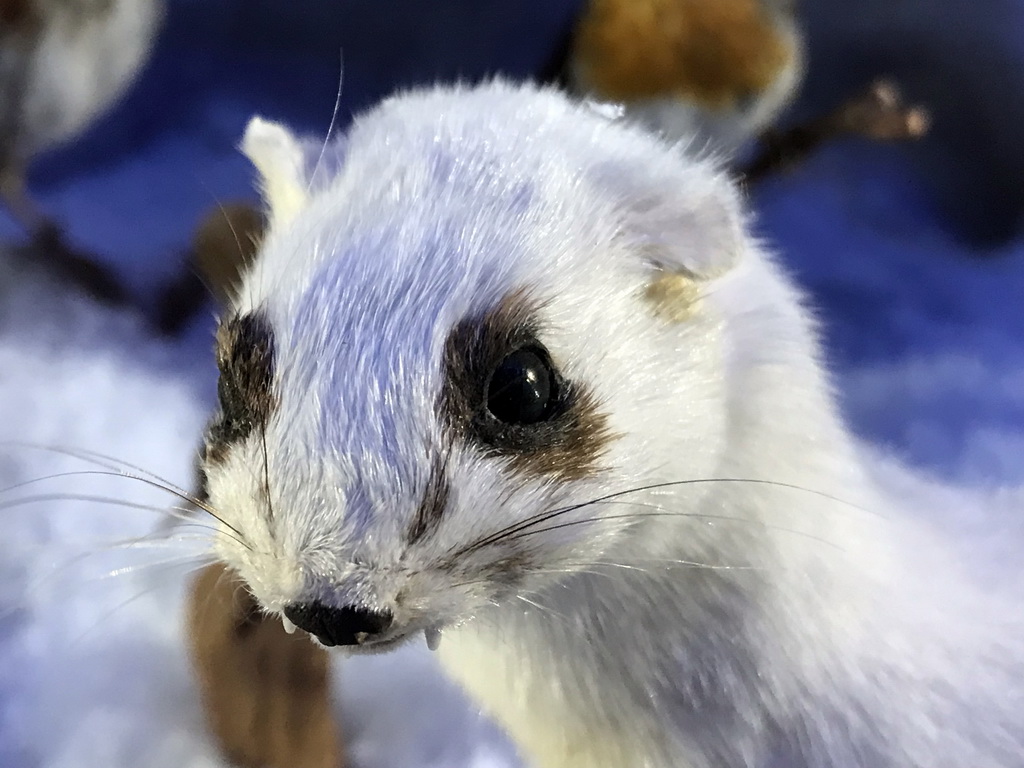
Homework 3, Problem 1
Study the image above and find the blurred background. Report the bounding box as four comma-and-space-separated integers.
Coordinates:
0, 1, 1022, 766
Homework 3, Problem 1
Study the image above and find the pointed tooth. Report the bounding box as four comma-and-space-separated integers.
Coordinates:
424, 625, 442, 652
282, 616, 297, 635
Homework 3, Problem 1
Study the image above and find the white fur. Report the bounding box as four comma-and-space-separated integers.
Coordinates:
240, 117, 311, 230
204, 81, 1024, 767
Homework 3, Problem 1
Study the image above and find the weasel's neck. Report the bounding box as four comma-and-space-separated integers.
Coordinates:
440, 258, 904, 768
440, 480, 896, 768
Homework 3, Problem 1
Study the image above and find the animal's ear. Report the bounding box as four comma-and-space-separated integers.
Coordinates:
241, 117, 310, 229
596, 156, 745, 281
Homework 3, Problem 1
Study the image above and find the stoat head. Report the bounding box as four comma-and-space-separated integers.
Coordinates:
569, 0, 805, 150
201, 81, 748, 652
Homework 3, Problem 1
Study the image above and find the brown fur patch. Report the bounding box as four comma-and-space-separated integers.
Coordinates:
645, 273, 701, 322
155, 203, 265, 336
439, 290, 614, 482
187, 563, 343, 768
572, 0, 793, 108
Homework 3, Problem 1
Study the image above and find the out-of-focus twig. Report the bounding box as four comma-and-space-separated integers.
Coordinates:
739, 79, 931, 184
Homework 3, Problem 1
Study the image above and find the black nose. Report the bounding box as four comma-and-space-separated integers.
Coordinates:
283, 602, 393, 647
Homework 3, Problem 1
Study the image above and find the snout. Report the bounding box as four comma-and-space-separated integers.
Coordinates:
283, 602, 393, 647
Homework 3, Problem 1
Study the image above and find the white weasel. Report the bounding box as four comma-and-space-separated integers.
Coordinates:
201, 80, 1024, 768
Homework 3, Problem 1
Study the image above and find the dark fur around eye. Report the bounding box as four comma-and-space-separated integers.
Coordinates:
204, 311, 276, 464
439, 291, 613, 482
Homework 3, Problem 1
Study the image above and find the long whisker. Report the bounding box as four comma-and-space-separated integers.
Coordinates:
449, 553, 767, 602
15, 526, 220, 588
66, 557, 218, 650
0, 492, 253, 552
0, 443, 237, 530
307, 49, 345, 193
455, 477, 871, 558
105, 524, 224, 549
560, 556, 763, 572
514, 593, 569, 625
1, 441, 197, 500
0, 491, 182, 515
508, 510, 843, 551
1, 470, 215, 528
0, 457, 247, 543
4, 549, 218, 624
0, 469, 198, 509
44, 529, 219, 555
214, 198, 249, 293
159, 505, 223, 529
529, 566, 627, 581
96, 552, 218, 583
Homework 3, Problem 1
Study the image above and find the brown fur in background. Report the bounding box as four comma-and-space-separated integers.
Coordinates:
192, 202, 264, 307
572, 0, 794, 108
155, 202, 264, 334
187, 563, 343, 768
0, 0, 33, 27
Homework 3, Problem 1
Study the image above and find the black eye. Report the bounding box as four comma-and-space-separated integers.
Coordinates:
486, 347, 557, 425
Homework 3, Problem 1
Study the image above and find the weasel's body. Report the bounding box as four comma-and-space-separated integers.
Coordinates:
202, 81, 1024, 767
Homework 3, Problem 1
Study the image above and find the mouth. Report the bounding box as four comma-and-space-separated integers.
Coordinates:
281, 614, 445, 655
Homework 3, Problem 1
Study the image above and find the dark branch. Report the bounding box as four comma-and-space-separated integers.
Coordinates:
739, 78, 931, 185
